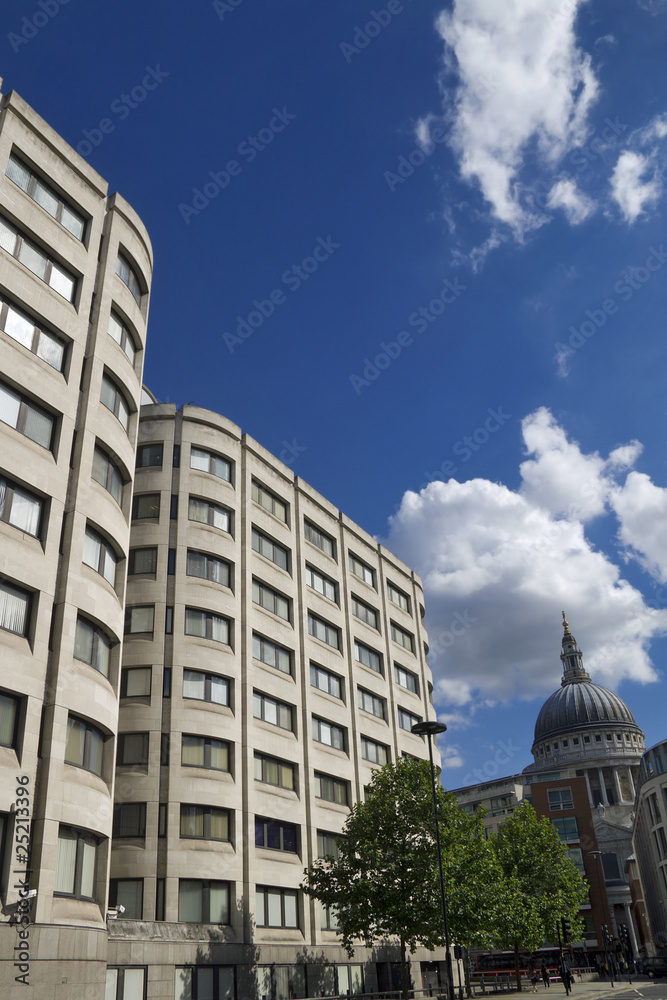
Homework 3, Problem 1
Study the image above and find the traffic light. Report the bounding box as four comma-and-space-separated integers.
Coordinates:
601, 923, 608, 945
561, 917, 572, 943
454, 945, 463, 961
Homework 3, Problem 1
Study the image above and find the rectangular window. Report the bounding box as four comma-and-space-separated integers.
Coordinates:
190, 446, 232, 483
391, 622, 415, 653
255, 817, 298, 853
253, 579, 291, 621
354, 640, 382, 674
304, 519, 335, 558
128, 547, 157, 575
186, 550, 231, 588
184, 608, 230, 644
100, 374, 130, 433
0, 379, 55, 450
388, 582, 411, 614
6, 153, 86, 239
315, 772, 348, 805
178, 880, 229, 924
120, 667, 151, 698
321, 901, 340, 931
361, 736, 389, 766
132, 493, 160, 520
92, 446, 123, 506
183, 669, 229, 706
54, 825, 99, 899
124, 605, 154, 636
180, 804, 230, 842
0, 215, 77, 301
252, 480, 288, 522
552, 816, 579, 843
0, 579, 31, 637
188, 495, 231, 533
0, 474, 42, 537
548, 788, 574, 811
256, 886, 298, 928
0, 296, 66, 372
312, 716, 346, 751
358, 687, 386, 720
65, 715, 104, 775
394, 664, 418, 694
170, 497, 178, 521
254, 752, 295, 790
306, 564, 338, 602
398, 707, 421, 731
108, 311, 136, 367
308, 612, 339, 649
351, 595, 378, 630
310, 663, 343, 700
116, 254, 143, 305
83, 527, 118, 588
174, 967, 235, 1000
181, 735, 230, 772
252, 527, 289, 570
109, 879, 143, 920
106, 968, 147, 1000
135, 443, 162, 468
117, 733, 149, 767
317, 831, 340, 859
252, 633, 292, 676
113, 803, 146, 838
253, 691, 293, 732
0, 690, 20, 748
74, 616, 112, 677
349, 553, 375, 587
568, 847, 586, 874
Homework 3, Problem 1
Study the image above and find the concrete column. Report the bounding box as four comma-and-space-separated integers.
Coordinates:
612, 767, 623, 805
627, 767, 635, 799
583, 770, 594, 809
598, 768, 610, 807
624, 902, 639, 959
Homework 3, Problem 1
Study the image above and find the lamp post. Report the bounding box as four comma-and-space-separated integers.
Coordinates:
412, 720, 456, 1000
588, 851, 614, 987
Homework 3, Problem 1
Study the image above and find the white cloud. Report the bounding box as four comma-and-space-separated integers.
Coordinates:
439, 743, 465, 769
546, 178, 597, 224
611, 472, 667, 582
610, 150, 661, 223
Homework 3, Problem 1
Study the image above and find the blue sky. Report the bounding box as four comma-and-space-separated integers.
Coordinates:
5, 0, 667, 784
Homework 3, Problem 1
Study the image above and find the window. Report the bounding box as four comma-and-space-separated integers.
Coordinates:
252, 480, 287, 522
6, 153, 86, 239
100, 374, 130, 433
74, 616, 112, 677
254, 752, 295, 790
317, 831, 340, 858
321, 901, 340, 931
183, 669, 229, 706
361, 736, 389, 765
349, 553, 375, 587
54, 825, 99, 898
181, 735, 230, 771
128, 547, 157, 575
186, 550, 231, 588
351, 595, 378, 629
116, 253, 143, 305
655, 827, 667, 860
305, 564, 338, 602
109, 880, 143, 920
65, 715, 104, 775
184, 608, 230, 644
255, 817, 298, 853
113, 803, 146, 838
0, 215, 77, 301
0, 379, 54, 450
602, 852, 621, 879
253, 691, 293, 731
124, 606, 154, 636
0, 580, 31, 637
92, 446, 124, 506
394, 664, 418, 694
0, 690, 20, 748
253, 579, 290, 621
391, 622, 415, 653
135, 443, 162, 468
311, 663, 343, 700
0, 474, 42, 537
313, 716, 346, 751
252, 527, 289, 570
108, 311, 136, 367
256, 966, 305, 1000
256, 886, 298, 928
315, 772, 348, 805
83, 527, 118, 588
548, 788, 574, 811
308, 612, 339, 649
490, 795, 514, 817
132, 493, 160, 520
117, 733, 149, 766
358, 687, 386, 720
180, 804, 230, 842
120, 667, 151, 699
188, 495, 231, 533
388, 582, 411, 613
190, 446, 232, 483
354, 640, 382, 674
175, 967, 234, 1000
304, 519, 335, 558
398, 708, 421, 732
178, 880, 229, 923
552, 817, 579, 842
568, 847, 586, 875
253, 633, 292, 676
105, 967, 147, 1000
0, 296, 66, 371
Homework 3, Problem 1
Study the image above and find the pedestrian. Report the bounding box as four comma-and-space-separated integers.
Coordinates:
559, 959, 571, 996
541, 961, 550, 988
530, 969, 539, 993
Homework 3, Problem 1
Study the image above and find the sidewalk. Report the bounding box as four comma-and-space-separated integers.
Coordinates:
476, 977, 653, 999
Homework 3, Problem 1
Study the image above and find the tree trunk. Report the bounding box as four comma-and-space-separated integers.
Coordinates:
400, 935, 409, 999
464, 946, 472, 998
514, 940, 522, 992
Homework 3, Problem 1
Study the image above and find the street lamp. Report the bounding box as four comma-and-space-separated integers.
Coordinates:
412, 719, 456, 1000
588, 851, 614, 987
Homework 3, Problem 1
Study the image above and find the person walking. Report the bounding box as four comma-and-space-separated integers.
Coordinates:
541, 961, 550, 988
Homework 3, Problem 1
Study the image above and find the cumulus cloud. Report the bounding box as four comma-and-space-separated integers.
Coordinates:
611, 472, 667, 582
546, 178, 597, 223
610, 150, 662, 223
384, 409, 666, 717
